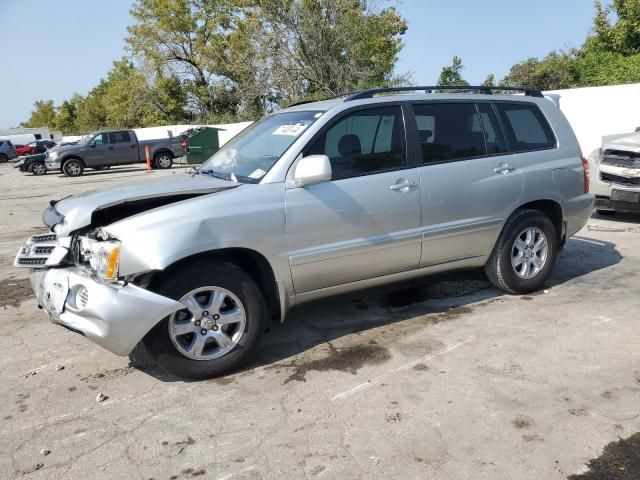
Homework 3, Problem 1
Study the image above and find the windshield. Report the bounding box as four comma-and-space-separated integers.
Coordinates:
199, 110, 323, 183
79, 133, 97, 146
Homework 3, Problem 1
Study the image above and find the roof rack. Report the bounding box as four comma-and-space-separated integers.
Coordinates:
344, 85, 544, 101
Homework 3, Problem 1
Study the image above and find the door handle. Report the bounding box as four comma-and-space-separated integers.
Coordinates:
390, 180, 417, 192
494, 163, 515, 174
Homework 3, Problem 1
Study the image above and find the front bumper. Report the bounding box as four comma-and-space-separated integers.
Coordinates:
45, 158, 61, 171
31, 267, 183, 356
595, 194, 640, 213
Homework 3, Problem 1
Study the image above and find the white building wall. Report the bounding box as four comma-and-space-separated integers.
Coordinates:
544, 83, 640, 156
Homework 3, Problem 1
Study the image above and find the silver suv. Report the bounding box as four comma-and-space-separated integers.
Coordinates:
15, 86, 594, 379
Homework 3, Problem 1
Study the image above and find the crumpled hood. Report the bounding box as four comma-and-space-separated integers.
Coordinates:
53, 174, 238, 235
605, 132, 640, 154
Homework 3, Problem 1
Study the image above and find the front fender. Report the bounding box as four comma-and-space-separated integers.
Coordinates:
106, 183, 289, 280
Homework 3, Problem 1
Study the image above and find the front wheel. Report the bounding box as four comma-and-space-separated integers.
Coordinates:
0, 153, 7, 163
62, 159, 84, 177
485, 209, 558, 294
143, 260, 266, 379
30, 163, 46, 175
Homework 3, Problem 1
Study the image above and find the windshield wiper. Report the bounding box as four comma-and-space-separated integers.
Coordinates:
199, 169, 232, 181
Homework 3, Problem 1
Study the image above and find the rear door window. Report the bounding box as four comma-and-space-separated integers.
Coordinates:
108, 131, 132, 143
495, 103, 555, 152
412, 103, 486, 164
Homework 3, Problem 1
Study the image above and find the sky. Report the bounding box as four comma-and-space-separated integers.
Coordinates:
0, 0, 610, 129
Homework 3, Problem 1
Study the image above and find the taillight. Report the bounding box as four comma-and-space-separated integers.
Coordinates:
581, 156, 590, 193
180, 140, 187, 148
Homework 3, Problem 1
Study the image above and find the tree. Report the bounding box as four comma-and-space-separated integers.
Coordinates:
482, 74, 496, 87
257, 0, 408, 104
501, 50, 579, 90
588, 0, 640, 56
437, 56, 469, 86
126, 0, 408, 117
22, 100, 56, 128
52, 96, 80, 134
127, 0, 247, 120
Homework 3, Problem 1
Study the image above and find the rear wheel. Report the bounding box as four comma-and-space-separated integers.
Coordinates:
62, 158, 84, 177
154, 152, 173, 169
0, 153, 7, 163
485, 209, 558, 294
30, 163, 46, 175
143, 260, 266, 379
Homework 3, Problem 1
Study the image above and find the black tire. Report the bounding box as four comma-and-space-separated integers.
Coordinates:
595, 208, 616, 216
154, 152, 173, 169
485, 209, 558, 294
62, 158, 84, 177
143, 259, 267, 379
30, 163, 46, 175
0, 153, 7, 163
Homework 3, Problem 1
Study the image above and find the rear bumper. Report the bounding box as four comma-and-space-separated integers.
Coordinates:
564, 193, 595, 237
45, 159, 61, 171
31, 267, 183, 356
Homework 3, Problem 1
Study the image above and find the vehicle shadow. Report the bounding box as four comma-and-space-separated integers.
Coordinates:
130, 235, 622, 382
591, 210, 640, 225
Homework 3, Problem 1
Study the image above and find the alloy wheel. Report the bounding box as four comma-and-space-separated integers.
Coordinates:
168, 286, 246, 360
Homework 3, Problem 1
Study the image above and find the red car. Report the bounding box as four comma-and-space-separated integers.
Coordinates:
14, 144, 32, 156
14, 140, 57, 156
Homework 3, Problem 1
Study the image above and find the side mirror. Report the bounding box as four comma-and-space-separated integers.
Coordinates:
294, 155, 332, 187
88, 142, 96, 148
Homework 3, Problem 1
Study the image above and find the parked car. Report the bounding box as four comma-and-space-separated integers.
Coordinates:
13, 153, 47, 175
14, 144, 30, 156
14, 86, 594, 379
14, 140, 56, 156
589, 133, 640, 214
0, 140, 18, 162
44, 130, 185, 177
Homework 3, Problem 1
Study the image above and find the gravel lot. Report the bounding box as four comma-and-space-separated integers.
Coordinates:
0, 162, 639, 480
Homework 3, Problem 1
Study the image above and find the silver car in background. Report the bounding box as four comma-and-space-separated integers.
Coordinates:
15, 86, 594, 379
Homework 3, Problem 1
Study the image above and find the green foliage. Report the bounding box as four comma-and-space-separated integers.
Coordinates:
502, 50, 580, 90
21, 0, 408, 129
482, 74, 496, 87
501, 1, 640, 89
21, 100, 56, 128
437, 56, 470, 87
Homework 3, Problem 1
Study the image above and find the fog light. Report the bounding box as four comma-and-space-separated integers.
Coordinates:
75, 286, 89, 309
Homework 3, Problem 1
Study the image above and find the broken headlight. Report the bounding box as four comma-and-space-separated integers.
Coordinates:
77, 231, 121, 281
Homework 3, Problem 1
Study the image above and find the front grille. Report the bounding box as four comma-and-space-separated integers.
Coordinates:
14, 234, 59, 269
601, 149, 640, 169
600, 172, 640, 187
31, 233, 57, 243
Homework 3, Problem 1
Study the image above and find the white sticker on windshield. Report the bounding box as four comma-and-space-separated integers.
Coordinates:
248, 168, 266, 179
273, 123, 308, 136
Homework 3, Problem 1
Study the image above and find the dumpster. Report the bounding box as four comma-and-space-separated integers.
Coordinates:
186, 127, 222, 164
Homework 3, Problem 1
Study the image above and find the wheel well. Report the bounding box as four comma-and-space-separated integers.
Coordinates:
154, 149, 173, 159
149, 248, 281, 321
516, 199, 564, 244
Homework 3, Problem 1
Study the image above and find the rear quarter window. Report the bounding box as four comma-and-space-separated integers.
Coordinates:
496, 102, 556, 153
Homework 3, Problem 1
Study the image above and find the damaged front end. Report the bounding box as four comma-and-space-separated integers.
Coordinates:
593, 147, 640, 212
15, 221, 184, 356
